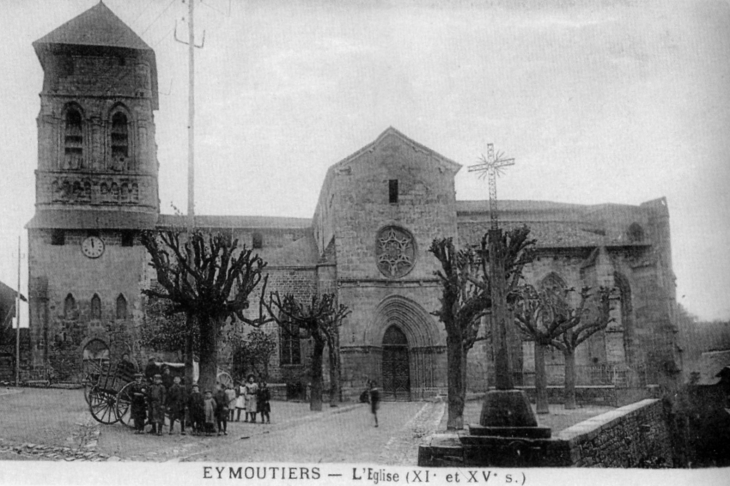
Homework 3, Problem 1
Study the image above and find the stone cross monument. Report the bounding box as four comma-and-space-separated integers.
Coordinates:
467, 144, 550, 440
468, 144, 516, 389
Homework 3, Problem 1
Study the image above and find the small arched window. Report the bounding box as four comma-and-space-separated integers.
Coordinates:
64, 109, 83, 169
539, 273, 567, 293
91, 294, 102, 320
116, 294, 128, 320
627, 223, 644, 243
612, 272, 633, 332
252, 232, 263, 249
111, 112, 128, 157
64, 294, 76, 320
110, 112, 129, 171
280, 321, 301, 365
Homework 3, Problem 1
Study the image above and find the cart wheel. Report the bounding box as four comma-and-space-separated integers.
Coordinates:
88, 385, 120, 424
116, 382, 134, 428
217, 371, 233, 389
82, 374, 97, 405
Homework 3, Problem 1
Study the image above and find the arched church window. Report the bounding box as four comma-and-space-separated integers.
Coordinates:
111, 111, 129, 170
539, 272, 567, 293
627, 223, 644, 243
612, 272, 633, 332
252, 232, 263, 249
280, 321, 301, 365
91, 294, 102, 320
116, 294, 128, 320
64, 109, 83, 169
64, 294, 76, 320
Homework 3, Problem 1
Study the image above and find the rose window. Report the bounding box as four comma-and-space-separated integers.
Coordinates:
375, 226, 416, 278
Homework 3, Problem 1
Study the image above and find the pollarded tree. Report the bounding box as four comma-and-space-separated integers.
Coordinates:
430, 226, 535, 430
430, 238, 489, 430
141, 230, 269, 393
265, 292, 350, 411
513, 285, 613, 413
140, 284, 199, 361
551, 286, 613, 409
230, 328, 277, 381
512, 284, 569, 414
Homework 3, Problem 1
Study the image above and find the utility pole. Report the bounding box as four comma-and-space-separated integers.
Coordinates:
175, 0, 205, 230
175, 0, 205, 386
15, 235, 21, 387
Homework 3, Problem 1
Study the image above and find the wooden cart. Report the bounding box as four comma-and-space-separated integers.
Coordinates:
86, 361, 233, 427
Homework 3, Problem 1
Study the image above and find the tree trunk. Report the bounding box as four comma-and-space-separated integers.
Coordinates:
328, 330, 341, 407
534, 340, 550, 414
564, 347, 577, 410
446, 331, 465, 430
310, 334, 325, 412
459, 344, 469, 412
185, 312, 195, 387
198, 314, 220, 393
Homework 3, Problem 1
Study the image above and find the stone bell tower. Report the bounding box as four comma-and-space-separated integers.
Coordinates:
27, 2, 160, 372
32, 1, 159, 219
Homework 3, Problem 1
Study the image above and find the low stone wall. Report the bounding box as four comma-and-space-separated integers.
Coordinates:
553, 398, 672, 467
516, 385, 657, 407
419, 399, 674, 467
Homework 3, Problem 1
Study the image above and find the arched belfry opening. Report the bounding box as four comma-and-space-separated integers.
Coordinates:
382, 325, 410, 400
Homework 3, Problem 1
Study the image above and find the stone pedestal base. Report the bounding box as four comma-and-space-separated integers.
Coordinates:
418, 390, 555, 467
479, 389, 539, 427
468, 424, 551, 439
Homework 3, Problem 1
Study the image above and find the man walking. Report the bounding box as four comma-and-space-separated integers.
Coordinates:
369, 380, 381, 428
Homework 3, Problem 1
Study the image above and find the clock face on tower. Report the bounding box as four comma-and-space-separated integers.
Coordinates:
81, 236, 105, 259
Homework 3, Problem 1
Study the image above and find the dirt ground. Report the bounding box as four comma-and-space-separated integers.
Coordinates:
0, 387, 615, 463
0, 388, 440, 463
0, 388, 88, 447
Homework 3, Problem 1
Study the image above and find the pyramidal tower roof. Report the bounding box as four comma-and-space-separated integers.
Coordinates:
33, 1, 151, 50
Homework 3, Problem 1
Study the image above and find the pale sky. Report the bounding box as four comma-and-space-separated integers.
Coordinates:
1, 0, 729, 322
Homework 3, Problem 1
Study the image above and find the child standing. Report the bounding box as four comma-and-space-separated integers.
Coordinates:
187, 384, 205, 435
166, 376, 187, 435
225, 384, 237, 422
235, 381, 246, 421
244, 374, 258, 423
129, 373, 147, 434
257, 381, 271, 424
147, 374, 167, 435
203, 390, 217, 436
214, 385, 229, 436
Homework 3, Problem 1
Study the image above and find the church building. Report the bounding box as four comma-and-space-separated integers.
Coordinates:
26, 3, 679, 400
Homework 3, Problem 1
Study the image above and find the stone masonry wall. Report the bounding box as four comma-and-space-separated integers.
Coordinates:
330, 131, 459, 281
244, 265, 318, 387
553, 398, 673, 467
37, 49, 158, 212
28, 228, 149, 379
420, 398, 674, 467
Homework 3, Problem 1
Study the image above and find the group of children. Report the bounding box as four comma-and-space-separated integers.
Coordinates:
128, 370, 272, 437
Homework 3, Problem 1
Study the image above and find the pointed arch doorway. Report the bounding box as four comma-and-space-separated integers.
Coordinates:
382, 325, 410, 400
